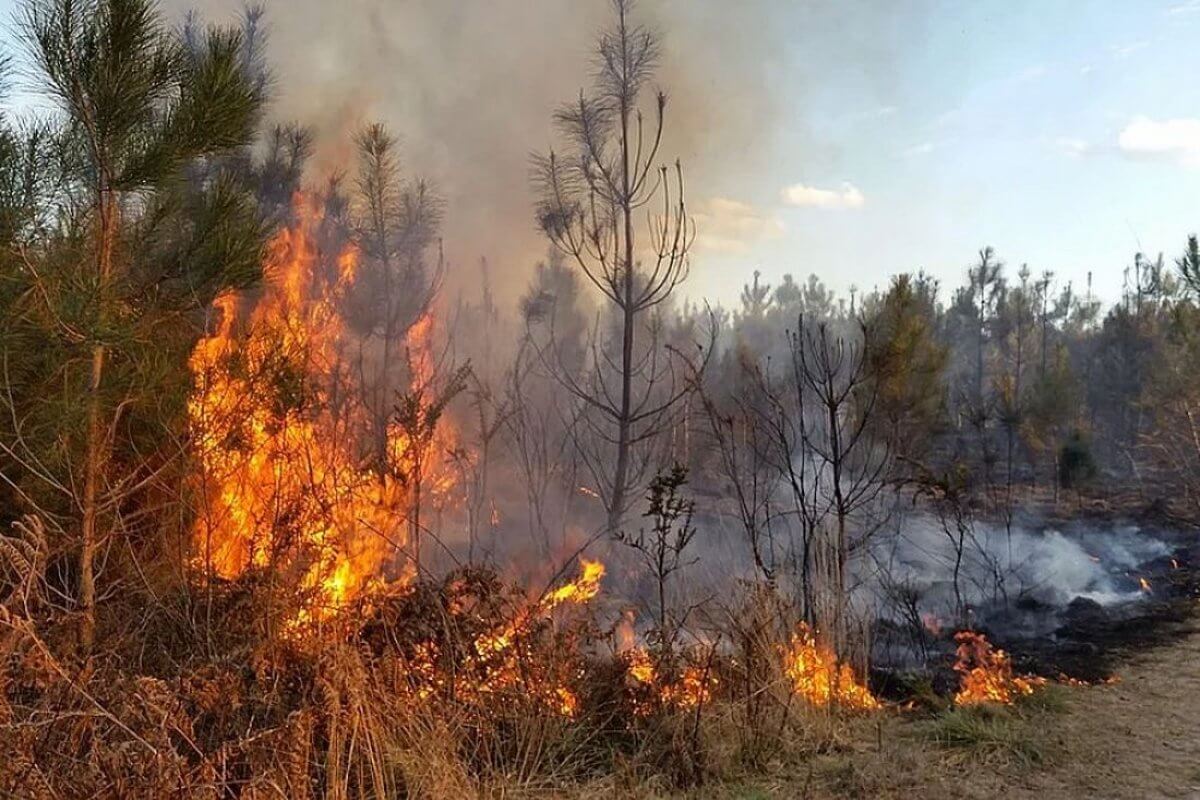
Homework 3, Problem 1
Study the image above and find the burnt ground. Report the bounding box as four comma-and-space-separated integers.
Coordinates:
875, 523, 1200, 799
643, 622, 1200, 799
834, 622, 1200, 799
571, 522, 1200, 799
700, 597, 1200, 799
872, 522, 1200, 698
1004, 528, 1200, 683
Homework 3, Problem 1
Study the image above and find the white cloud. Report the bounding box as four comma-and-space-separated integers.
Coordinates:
1167, 0, 1200, 15
1118, 116, 1200, 167
1111, 40, 1149, 59
901, 140, 939, 159
691, 197, 785, 254
780, 181, 866, 210
1055, 137, 1091, 158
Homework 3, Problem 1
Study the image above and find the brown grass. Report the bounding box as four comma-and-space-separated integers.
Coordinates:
5, 518, 1200, 800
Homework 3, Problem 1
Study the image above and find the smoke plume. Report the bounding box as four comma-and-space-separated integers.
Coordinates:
165, 0, 792, 304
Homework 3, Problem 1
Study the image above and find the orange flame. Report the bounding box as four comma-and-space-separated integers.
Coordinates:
543, 559, 605, 608
782, 623, 879, 710
410, 559, 604, 716
953, 631, 1045, 705
188, 195, 457, 624
624, 647, 717, 714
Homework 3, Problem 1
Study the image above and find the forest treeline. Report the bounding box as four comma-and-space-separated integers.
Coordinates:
0, 0, 1198, 796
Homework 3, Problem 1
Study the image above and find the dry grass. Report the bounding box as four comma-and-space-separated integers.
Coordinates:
590, 629, 1200, 800
5, 517, 1200, 800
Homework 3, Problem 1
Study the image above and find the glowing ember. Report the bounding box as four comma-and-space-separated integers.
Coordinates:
188, 194, 458, 623
624, 647, 717, 714
781, 623, 878, 710
953, 631, 1045, 705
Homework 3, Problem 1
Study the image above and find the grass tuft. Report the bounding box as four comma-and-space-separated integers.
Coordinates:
925, 703, 1051, 766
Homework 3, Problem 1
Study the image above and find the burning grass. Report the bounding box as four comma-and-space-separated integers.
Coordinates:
782, 623, 879, 711
952, 631, 1047, 706
2, 521, 1186, 800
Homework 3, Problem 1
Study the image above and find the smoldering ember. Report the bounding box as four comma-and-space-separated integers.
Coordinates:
0, 0, 1199, 798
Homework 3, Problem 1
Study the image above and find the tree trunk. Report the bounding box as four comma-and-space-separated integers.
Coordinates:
80, 190, 117, 654
607, 17, 636, 534
79, 342, 105, 654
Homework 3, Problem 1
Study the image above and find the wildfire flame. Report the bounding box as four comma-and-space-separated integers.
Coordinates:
1139, 577, 1152, 593
410, 559, 605, 716
953, 631, 1045, 705
624, 647, 717, 714
543, 559, 605, 608
782, 623, 879, 710
188, 195, 458, 623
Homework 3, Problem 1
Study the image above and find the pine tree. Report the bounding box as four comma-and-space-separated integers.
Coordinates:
11, 0, 265, 652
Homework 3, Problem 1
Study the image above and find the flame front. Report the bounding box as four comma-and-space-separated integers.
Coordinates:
953, 631, 1045, 705
188, 195, 457, 623
624, 647, 716, 714
782, 623, 879, 710
407, 559, 605, 716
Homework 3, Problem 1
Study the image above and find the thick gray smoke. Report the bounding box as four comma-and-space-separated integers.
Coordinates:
164, 0, 800, 305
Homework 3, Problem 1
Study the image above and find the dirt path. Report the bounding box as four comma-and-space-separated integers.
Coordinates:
797, 622, 1200, 800
1016, 628, 1200, 799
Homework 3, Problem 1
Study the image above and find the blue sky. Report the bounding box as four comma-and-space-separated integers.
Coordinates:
2, 0, 1199, 307
679, 0, 1200, 304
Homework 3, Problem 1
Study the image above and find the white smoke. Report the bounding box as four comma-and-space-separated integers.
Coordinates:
865, 515, 1172, 623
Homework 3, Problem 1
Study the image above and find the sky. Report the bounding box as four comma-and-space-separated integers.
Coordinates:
2, 0, 1199, 307
676, 0, 1200, 305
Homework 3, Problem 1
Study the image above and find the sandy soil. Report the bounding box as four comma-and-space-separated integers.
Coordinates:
1015, 627, 1200, 799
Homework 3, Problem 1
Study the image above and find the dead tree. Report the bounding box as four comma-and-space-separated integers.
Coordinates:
504, 333, 586, 557
692, 357, 782, 584
789, 319, 891, 657
533, 0, 694, 532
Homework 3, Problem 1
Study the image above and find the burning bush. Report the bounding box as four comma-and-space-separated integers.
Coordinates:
188, 194, 461, 629
953, 631, 1046, 706
359, 561, 604, 718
